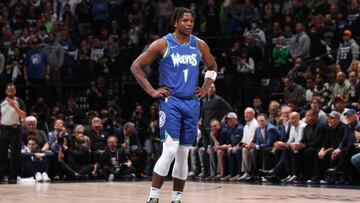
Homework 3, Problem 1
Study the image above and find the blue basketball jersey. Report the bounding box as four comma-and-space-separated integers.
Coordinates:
159, 34, 202, 98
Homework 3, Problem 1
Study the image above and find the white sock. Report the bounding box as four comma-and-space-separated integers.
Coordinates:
148, 187, 160, 201
172, 191, 183, 201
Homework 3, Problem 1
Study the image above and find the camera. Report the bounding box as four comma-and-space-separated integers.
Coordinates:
58, 135, 72, 146
58, 136, 65, 145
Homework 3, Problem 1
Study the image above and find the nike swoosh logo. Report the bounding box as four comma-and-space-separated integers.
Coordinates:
189, 46, 196, 49
171, 45, 177, 48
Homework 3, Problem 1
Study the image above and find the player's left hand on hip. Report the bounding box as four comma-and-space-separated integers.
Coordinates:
195, 87, 207, 98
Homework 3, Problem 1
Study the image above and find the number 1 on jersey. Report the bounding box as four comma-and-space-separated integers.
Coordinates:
183, 69, 189, 83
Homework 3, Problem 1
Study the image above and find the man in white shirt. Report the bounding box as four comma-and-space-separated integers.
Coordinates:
238, 107, 258, 181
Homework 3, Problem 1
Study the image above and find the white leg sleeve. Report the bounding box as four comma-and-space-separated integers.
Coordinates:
153, 136, 179, 177
172, 145, 190, 180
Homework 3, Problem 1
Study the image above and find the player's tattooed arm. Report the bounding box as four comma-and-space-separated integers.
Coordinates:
131, 39, 170, 98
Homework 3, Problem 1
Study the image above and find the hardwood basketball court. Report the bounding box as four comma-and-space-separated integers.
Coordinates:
0, 181, 359, 202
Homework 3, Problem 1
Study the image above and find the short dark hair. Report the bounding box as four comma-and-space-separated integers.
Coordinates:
171, 7, 195, 29
257, 113, 268, 120
27, 136, 39, 145
306, 109, 317, 117
6, 83, 15, 88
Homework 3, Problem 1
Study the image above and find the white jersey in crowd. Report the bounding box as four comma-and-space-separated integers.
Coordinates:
241, 118, 259, 144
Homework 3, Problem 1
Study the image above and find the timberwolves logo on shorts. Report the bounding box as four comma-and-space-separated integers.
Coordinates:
159, 111, 166, 128
31, 54, 42, 65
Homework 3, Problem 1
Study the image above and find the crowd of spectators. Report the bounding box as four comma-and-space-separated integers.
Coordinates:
1, 0, 360, 185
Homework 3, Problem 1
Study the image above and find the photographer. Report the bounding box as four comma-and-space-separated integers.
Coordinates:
88, 116, 108, 163
48, 119, 69, 178
48, 119, 69, 154
58, 125, 94, 180
97, 136, 135, 181
115, 122, 146, 178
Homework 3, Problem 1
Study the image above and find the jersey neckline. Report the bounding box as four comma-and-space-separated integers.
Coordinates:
169, 33, 192, 47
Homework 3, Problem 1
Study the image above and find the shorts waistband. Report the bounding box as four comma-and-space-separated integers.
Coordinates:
1, 124, 20, 128
173, 95, 198, 100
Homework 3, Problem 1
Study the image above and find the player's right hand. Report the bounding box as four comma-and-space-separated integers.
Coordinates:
151, 87, 171, 98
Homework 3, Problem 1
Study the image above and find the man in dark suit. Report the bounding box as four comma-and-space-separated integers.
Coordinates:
312, 111, 349, 183
246, 113, 280, 178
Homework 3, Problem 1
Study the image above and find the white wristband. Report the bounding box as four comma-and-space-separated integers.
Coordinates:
204, 70, 217, 81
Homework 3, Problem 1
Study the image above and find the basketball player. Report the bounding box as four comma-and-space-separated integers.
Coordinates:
131, 7, 218, 203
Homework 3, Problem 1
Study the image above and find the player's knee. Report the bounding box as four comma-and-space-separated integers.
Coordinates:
172, 163, 188, 180
172, 173, 187, 180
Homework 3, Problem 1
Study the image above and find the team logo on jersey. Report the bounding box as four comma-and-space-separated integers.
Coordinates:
159, 111, 166, 128
31, 54, 42, 65
170, 53, 197, 67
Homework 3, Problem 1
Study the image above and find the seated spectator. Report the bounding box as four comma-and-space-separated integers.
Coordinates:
315, 111, 349, 183
130, 103, 149, 145
306, 78, 315, 103
97, 136, 135, 181
268, 100, 281, 126
20, 136, 51, 182
211, 114, 235, 181
115, 122, 146, 178
144, 104, 161, 175
295, 110, 328, 183
23, 116, 50, 152
260, 112, 305, 183
333, 96, 350, 124
288, 57, 307, 87
252, 96, 266, 116
223, 112, 243, 181
48, 119, 69, 154
347, 71, 360, 108
313, 73, 333, 112
239, 108, 258, 181
58, 127, 94, 180
246, 113, 280, 179
188, 123, 208, 179
278, 106, 292, 142
332, 71, 351, 102
204, 119, 222, 180
351, 127, 360, 174
310, 96, 328, 123
47, 119, 70, 179
326, 109, 360, 184
287, 98, 305, 118
87, 116, 109, 163
283, 76, 306, 106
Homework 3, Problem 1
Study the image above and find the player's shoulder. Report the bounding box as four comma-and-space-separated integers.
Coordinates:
145, 38, 168, 56
149, 38, 167, 49
193, 35, 209, 52
192, 35, 206, 45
